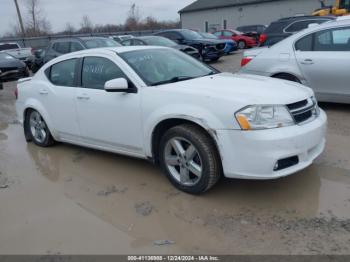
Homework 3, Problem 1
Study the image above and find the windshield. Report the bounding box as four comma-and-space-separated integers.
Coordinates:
181, 30, 203, 40
120, 48, 218, 86
233, 30, 243, 35
198, 32, 218, 39
0, 52, 16, 60
143, 37, 176, 47
84, 38, 121, 49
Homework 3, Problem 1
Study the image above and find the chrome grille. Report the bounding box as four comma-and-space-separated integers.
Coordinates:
287, 98, 318, 125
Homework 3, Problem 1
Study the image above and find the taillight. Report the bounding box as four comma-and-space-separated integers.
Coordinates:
259, 34, 267, 44
241, 57, 253, 67
15, 85, 18, 100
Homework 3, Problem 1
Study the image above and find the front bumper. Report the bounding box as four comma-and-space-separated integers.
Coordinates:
216, 109, 327, 179
0, 67, 29, 82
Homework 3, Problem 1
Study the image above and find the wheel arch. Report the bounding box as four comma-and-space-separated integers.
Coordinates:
150, 117, 222, 165
270, 72, 302, 83
22, 102, 58, 141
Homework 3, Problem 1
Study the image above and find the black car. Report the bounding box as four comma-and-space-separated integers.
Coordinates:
44, 37, 121, 63
121, 36, 200, 59
0, 52, 29, 85
154, 29, 226, 62
236, 24, 267, 41
260, 16, 335, 47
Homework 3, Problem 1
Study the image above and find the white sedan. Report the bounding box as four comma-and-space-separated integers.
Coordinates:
16, 46, 327, 194
240, 18, 350, 104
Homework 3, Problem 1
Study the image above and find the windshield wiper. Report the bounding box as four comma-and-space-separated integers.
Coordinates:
151, 76, 195, 86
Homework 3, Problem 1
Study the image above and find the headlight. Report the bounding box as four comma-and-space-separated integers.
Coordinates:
235, 105, 295, 130
311, 96, 320, 116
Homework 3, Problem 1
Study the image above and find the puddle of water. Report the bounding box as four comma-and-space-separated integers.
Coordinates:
1, 123, 350, 254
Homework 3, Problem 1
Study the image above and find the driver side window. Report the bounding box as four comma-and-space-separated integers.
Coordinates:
82, 57, 127, 90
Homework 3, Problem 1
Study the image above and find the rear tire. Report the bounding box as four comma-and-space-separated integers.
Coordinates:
25, 109, 55, 147
159, 124, 221, 194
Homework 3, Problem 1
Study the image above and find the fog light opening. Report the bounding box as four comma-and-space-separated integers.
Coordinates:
274, 156, 299, 171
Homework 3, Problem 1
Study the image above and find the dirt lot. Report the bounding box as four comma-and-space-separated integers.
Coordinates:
0, 52, 350, 255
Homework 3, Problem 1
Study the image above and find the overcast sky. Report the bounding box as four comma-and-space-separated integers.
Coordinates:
0, 0, 194, 35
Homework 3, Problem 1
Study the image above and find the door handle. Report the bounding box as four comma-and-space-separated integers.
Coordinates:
77, 94, 90, 100
39, 89, 48, 95
301, 59, 314, 65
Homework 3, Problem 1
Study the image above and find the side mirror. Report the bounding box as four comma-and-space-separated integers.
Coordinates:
104, 78, 137, 93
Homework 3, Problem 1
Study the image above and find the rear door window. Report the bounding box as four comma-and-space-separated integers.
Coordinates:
314, 27, 350, 51
49, 59, 77, 86
295, 26, 350, 52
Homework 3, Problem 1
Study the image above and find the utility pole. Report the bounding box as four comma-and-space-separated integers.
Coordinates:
13, 0, 25, 36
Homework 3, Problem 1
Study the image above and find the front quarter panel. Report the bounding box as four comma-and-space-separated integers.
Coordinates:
141, 87, 243, 157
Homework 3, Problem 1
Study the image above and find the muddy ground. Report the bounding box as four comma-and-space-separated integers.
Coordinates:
0, 53, 350, 255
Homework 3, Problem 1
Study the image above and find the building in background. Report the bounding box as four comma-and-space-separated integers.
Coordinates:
179, 0, 336, 32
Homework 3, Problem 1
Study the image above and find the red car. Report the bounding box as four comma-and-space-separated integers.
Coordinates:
213, 30, 257, 49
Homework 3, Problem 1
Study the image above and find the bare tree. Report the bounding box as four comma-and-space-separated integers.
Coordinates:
25, 0, 51, 36
125, 3, 141, 31
63, 22, 75, 34
79, 15, 93, 33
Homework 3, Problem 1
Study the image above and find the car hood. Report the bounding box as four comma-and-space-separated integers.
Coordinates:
0, 56, 25, 68
173, 44, 197, 51
189, 38, 227, 45
158, 73, 313, 105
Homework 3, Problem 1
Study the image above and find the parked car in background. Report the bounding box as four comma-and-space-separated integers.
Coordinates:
44, 37, 121, 63
120, 36, 200, 59
197, 32, 238, 54
154, 29, 225, 61
259, 15, 335, 46
213, 29, 257, 49
16, 46, 326, 194
0, 42, 34, 68
109, 35, 134, 43
236, 24, 267, 41
0, 52, 29, 83
240, 19, 350, 104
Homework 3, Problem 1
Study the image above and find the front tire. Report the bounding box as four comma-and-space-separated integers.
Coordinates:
25, 109, 55, 147
159, 124, 221, 194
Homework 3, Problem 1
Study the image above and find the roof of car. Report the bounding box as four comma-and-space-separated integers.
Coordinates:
131, 36, 160, 40
49, 36, 110, 42
72, 46, 167, 55
299, 18, 350, 33
276, 15, 335, 22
